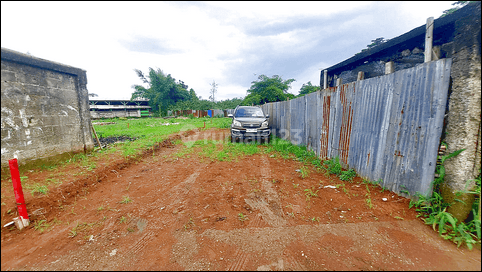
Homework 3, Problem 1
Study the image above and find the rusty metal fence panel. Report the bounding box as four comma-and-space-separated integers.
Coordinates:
327, 83, 356, 167
266, 58, 451, 196
320, 88, 335, 159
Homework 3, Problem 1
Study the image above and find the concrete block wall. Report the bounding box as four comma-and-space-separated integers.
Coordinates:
1, 48, 94, 169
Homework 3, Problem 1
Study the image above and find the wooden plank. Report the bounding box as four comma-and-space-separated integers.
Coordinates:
324, 70, 328, 90
424, 17, 434, 62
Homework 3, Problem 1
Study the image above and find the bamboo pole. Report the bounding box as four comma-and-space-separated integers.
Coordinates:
91, 121, 102, 149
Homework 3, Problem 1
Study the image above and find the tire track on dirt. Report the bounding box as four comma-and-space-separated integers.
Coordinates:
143, 168, 202, 216
121, 167, 204, 261
226, 248, 251, 271
283, 248, 308, 271
244, 155, 287, 228
249, 213, 263, 228
125, 230, 155, 256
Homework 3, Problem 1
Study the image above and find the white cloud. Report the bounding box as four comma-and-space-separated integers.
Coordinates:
1, 1, 458, 102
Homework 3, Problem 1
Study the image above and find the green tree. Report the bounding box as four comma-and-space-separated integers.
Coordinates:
189, 88, 199, 101
216, 97, 243, 110
242, 75, 295, 105
131, 68, 190, 116
355, 37, 389, 56
298, 81, 320, 97
440, 1, 473, 18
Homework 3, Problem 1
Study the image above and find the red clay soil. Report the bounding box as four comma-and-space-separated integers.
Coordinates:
1, 128, 480, 271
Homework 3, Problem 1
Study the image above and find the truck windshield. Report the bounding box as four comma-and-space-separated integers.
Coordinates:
235, 108, 265, 118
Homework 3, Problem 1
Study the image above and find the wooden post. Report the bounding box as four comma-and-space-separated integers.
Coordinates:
91, 121, 102, 149
323, 70, 328, 89
385, 61, 394, 74
319, 70, 323, 88
357, 71, 365, 81
432, 45, 441, 61
336, 78, 342, 86
424, 17, 434, 63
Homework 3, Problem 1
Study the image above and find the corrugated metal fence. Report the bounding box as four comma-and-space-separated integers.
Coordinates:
262, 58, 452, 196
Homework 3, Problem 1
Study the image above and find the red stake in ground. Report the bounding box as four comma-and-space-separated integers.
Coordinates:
9, 159, 29, 220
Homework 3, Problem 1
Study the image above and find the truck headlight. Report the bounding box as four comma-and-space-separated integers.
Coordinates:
261, 121, 269, 128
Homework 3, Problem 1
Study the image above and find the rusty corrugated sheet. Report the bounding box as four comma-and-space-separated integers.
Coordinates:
267, 58, 452, 196
320, 87, 336, 159
338, 83, 356, 166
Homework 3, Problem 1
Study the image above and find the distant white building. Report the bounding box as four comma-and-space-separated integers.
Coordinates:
89, 99, 151, 119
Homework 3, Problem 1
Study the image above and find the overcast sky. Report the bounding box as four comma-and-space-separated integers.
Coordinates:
1, 1, 455, 101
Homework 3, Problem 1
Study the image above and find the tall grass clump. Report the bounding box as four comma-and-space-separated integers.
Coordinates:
409, 148, 480, 250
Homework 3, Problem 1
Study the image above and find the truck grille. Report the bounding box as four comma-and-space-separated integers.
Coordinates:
242, 123, 261, 128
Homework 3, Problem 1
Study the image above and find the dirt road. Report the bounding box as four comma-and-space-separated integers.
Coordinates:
1, 128, 480, 270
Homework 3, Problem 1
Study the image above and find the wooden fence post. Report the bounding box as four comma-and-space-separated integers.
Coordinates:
323, 70, 328, 89
385, 61, 394, 74
357, 71, 364, 81
424, 17, 434, 63
336, 78, 342, 86
432, 45, 441, 60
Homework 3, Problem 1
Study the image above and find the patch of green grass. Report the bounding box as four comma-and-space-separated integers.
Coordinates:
183, 217, 196, 231
304, 187, 319, 202
238, 213, 248, 222
33, 219, 51, 233
323, 157, 342, 175
68, 228, 78, 238
365, 184, 373, 209
26, 183, 49, 196
408, 148, 480, 250
265, 138, 320, 165
120, 196, 132, 204
68, 221, 99, 238
46, 178, 62, 186
177, 139, 261, 163
339, 169, 356, 182
300, 166, 309, 179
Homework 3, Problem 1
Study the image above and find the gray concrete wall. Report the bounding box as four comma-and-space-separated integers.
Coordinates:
440, 2, 481, 221
1, 48, 94, 169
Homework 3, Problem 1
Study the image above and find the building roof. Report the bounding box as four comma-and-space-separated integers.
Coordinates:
324, 2, 479, 75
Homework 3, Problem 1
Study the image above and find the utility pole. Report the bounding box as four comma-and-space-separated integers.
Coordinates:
209, 80, 218, 103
